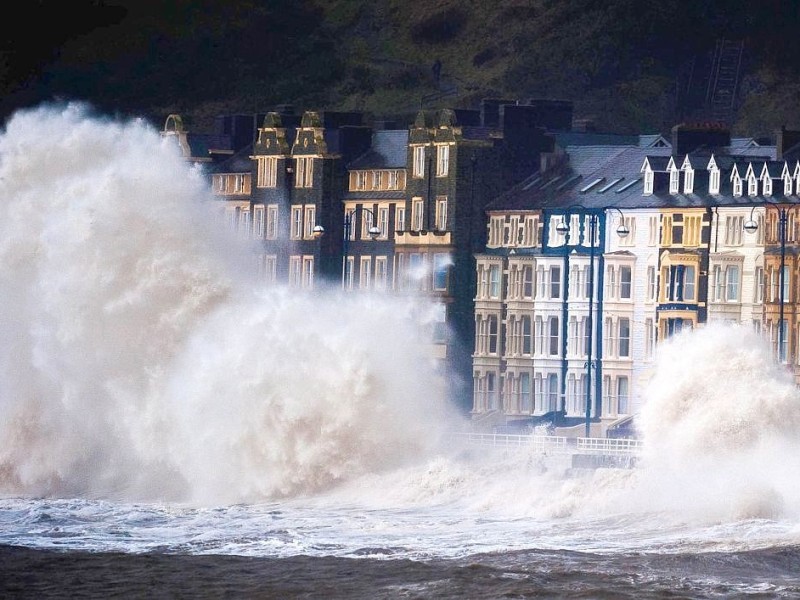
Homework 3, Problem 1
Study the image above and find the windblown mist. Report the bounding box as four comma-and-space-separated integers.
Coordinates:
0, 103, 456, 505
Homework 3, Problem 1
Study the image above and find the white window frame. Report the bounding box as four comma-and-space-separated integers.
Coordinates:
435, 197, 447, 231
266, 205, 278, 240
436, 144, 450, 177
412, 146, 425, 178
257, 156, 278, 188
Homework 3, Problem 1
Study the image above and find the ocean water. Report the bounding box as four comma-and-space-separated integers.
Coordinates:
2, 103, 800, 598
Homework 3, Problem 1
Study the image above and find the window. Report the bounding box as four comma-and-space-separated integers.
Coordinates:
412, 198, 424, 231
263, 255, 277, 283
354, 171, 367, 190
522, 265, 534, 298
725, 215, 743, 246
523, 216, 539, 247
387, 170, 399, 190
726, 265, 740, 302
666, 264, 696, 301
253, 206, 265, 238
372, 171, 381, 189
648, 216, 659, 246
233, 174, 244, 194
489, 217, 504, 247
487, 372, 498, 410
289, 256, 302, 287
395, 206, 406, 232
302, 256, 314, 289
488, 315, 499, 354
549, 265, 561, 299
662, 215, 673, 245
359, 256, 371, 289
303, 206, 316, 239
617, 377, 629, 414
669, 168, 679, 193
754, 266, 764, 303
344, 256, 355, 290
619, 265, 632, 299
432, 302, 447, 343
748, 175, 758, 196
547, 373, 559, 412
645, 318, 655, 358
433, 253, 449, 291
295, 157, 314, 188
377, 207, 389, 239
360, 209, 375, 239
436, 144, 449, 177
266, 205, 278, 240
619, 217, 636, 246
568, 316, 578, 356
489, 264, 501, 299
684, 168, 694, 193
647, 266, 657, 301
290, 206, 303, 239
643, 169, 654, 195
785, 175, 793, 196
764, 177, 773, 196
412, 146, 425, 178
733, 176, 743, 197
713, 265, 723, 301
619, 318, 631, 357
435, 197, 448, 231
548, 317, 559, 356
519, 372, 532, 413
522, 316, 533, 355
710, 169, 721, 194
375, 256, 388, 290
684, 215, 702, 246
238, 209, 251, 238
257, 156, 278, 188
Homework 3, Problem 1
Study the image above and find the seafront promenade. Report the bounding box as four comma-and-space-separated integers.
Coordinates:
448, 432, 643, 469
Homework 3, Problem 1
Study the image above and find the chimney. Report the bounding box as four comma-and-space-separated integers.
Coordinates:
671, 122, 730, 155
776, 126, 800, 160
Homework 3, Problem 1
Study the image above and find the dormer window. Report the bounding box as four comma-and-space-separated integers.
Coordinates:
643, 169, 654, 195
709, 168, 720, 194
748, 175, 758, 197
732, 176, 742, 197
785, 175, 793, 196
669, 169, 680, 194
684, 169, 694, 194
763, 177, 773, 197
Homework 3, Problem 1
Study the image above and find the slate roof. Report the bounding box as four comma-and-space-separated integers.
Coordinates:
488, 138, 798, 214
207, 143, 254, 174
344, 190, 406, 201
348, 130, 409, 169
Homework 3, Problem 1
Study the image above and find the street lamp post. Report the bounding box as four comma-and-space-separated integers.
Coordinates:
745, 203, 800, 362
556, 206, 629, 438
313, 205, 380, 288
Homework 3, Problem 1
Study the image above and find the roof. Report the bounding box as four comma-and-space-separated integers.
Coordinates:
487, 139, 800, 213
348, 130, 409, 169
207, 143, 253, 174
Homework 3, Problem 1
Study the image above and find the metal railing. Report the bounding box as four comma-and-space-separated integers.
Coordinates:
449, 432, 643, 457
449, 432, 570, 453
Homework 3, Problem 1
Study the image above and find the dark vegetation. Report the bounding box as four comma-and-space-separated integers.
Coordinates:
2, 0, 800, 138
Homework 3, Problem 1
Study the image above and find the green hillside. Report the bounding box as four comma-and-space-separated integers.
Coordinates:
5, 0, 800, 138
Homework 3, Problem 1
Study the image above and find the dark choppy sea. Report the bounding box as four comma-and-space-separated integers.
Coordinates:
4, 544, 800, 599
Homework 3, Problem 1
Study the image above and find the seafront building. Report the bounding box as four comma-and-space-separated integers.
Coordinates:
161, 104, 800, 436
